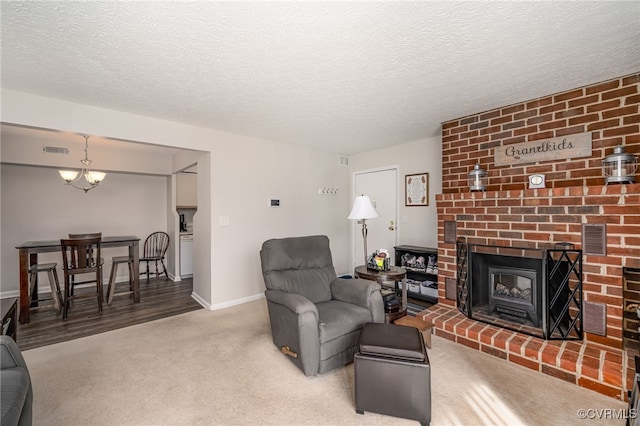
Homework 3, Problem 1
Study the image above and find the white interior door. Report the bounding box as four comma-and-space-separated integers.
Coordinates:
353, 168, 398, 270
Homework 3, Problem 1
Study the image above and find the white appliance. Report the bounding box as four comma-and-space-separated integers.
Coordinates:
180, 234, 193, 278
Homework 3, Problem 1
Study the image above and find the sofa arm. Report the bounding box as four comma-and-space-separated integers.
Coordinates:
0, 336, 28, 371
1, 336, 33, 426
331, 278, 384, 323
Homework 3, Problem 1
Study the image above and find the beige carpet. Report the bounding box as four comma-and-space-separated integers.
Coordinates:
23, 299, 626, 426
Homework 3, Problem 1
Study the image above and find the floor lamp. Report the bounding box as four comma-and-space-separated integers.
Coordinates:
348, 195, 380, 266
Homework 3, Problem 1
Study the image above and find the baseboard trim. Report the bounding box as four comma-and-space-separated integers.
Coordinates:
191, 291, 265, 311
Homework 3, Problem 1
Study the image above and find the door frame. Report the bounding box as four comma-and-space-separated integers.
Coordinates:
351, 165, 400, 271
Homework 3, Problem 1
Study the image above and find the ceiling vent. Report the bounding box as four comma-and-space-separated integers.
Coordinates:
42, 146, 69, 155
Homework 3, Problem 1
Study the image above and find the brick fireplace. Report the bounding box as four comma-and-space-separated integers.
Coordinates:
419, 73, 640, 400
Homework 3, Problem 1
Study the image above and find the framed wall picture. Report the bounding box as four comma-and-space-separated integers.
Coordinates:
405, 173, 428, 206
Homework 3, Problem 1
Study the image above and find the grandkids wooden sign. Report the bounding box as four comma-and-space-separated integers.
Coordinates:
494, 132, 592, 166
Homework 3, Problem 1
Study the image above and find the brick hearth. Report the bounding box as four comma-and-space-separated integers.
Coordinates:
417, 304, 637, 400
433, 73, 639, 401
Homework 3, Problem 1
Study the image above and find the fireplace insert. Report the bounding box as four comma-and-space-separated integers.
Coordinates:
488, 266, 538, 327
457, 240, 583, 340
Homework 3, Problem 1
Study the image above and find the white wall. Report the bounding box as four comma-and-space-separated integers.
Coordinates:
0, 164, 168, 295
207, 136, 351, 308
350, 137, 442, 249
1, 89, 352, 309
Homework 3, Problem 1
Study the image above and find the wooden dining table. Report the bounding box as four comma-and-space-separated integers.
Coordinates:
15, 235, 141, 324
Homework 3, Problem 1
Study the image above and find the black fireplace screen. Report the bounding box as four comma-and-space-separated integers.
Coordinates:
546, 248, 583, 340
457, 239, 583, 340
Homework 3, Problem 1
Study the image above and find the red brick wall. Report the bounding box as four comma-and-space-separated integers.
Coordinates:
436, 183, 640, 349
441, 74, 640, 194
433, 74, 640, 399
437, 74, 640, 350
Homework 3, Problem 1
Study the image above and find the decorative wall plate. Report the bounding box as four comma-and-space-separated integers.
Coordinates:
528, 174, 546, 189
405, 173, 428, 206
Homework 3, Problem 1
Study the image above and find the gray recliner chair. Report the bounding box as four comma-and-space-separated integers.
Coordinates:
260, 235, 384, 376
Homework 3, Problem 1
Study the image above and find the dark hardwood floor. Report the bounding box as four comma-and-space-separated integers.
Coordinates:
17, 277, 202, 351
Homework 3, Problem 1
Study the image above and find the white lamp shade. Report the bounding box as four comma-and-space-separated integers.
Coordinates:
348, 195, 380, 220
85, 171, 106, 184
59, 170, 79, 182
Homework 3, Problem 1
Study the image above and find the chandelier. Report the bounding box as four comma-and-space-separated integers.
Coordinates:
58, 135, 106, 193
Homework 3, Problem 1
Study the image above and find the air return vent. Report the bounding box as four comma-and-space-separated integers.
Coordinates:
42, 146, 69, 155
583, 301, 606, 336
444, 220, 457, 244
445, 277, 456, 301
582, 223, 607, 256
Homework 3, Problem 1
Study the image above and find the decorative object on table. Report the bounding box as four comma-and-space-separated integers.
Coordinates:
367, 249, 390, 271
405, 173, 428, 206
381, 288, 399, 314
468, 163, 487, 191
348, 195, 380, 266
427, 254, 438, 274
602, 145, 637, 184
528, 173, 546, 189
384, 296, 401, 313
58, 135, 106, 193
400, 252, 427, 271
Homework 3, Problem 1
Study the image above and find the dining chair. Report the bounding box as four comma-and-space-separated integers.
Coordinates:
140, 232, 170, 281
60, 236, 103, 320
67, 232, 104, 296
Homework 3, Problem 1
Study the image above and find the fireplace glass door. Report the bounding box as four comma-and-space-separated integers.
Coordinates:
488, 267, 538, 327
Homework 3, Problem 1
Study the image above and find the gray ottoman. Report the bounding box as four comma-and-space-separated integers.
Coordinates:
354, 322, 431, 426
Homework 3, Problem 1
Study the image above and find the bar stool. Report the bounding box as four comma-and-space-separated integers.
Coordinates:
107, 255, 135, 305
28, 263, 62, 314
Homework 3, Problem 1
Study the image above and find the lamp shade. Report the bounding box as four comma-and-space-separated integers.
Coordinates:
348, 195, 380, 220
59, 170, 79, 182
85, 171, 106, 184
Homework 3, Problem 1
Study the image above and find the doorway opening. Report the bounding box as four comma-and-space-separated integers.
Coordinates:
352, 167, 398, 272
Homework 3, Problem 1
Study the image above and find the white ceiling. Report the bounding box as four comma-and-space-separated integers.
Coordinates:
1, 1, 639, 155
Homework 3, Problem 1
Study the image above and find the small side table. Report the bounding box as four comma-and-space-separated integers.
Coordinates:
1, 298, 18, 342
394, 315, 433, 349
354, 265, 407, 322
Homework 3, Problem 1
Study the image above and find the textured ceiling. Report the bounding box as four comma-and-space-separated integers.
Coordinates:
1, 1, 639, 155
